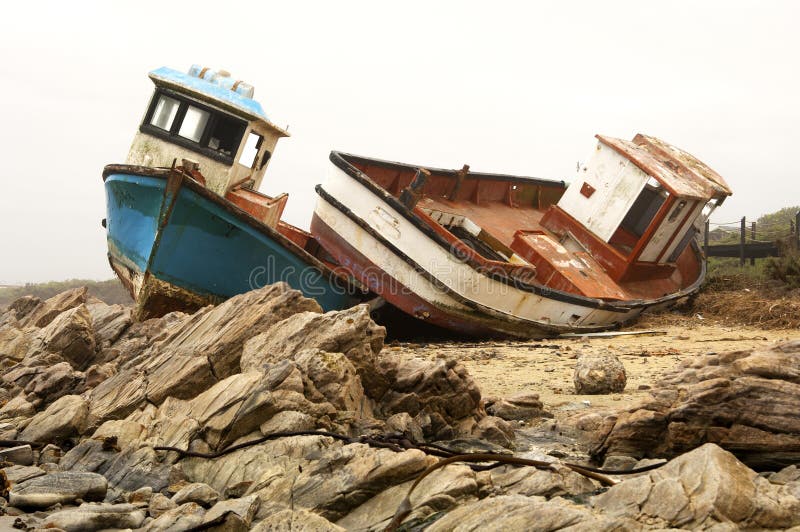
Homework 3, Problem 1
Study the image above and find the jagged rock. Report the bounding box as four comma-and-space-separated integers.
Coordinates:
1, 352, 67, 390
23, 361, 84, 406
1, 465, 44, 485
490, 463, 596, 499
256, 508, 345, 531
172, 482, 219, 508
375, 355, 482, 431
0, 446, 33, 466
26, 304, 96, 370
87, 283, 320, 425
41, 502, 146, 531
241, 305, 386, 397
19, 395, 88, 443
7, 296, 41, 321
384, 412, 424, 442
0, 325, 33, 362
585, 340, 800, 469
8, 471, 107, 508
770, 465, 800, 485
258, 444, 432, 521
260, 410, 316, 434
86, 302, 131, 348
337, 465, 477, 530
573, 353, 627, 394
0, 395, 35, 420
592, 443, 800, 529
62, 439, 175, 493
19, 287, 87, 328
471, 416, 515, 448
150, 492, 179, 518
486, 392, 550, 421
293, 349, 372, 415
145, 501, 205, 531
83, 362, 115, 389
427, 494, 627, 532
203, 494, 260, 530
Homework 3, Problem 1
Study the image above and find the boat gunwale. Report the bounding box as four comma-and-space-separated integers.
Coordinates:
324, 151, 707, 311
103, 163, 366, 295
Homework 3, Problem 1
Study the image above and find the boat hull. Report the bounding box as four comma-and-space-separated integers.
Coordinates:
311, 158, 702, 338
104, 167, 361, 320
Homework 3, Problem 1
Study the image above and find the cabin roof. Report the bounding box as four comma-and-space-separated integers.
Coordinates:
148, 67, 289, 137
597, 134, 732, 201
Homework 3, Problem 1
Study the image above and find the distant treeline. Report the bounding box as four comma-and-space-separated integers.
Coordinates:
0, 279, 132, 307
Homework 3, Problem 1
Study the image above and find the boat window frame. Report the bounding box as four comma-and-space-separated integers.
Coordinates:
140, 88, 248, 166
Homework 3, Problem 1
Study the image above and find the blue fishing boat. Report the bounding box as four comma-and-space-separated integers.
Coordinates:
103, 65, 367, 320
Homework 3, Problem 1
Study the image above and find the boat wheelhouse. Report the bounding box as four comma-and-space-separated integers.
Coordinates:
311, 134, 732, 338
104, 66, 366, 320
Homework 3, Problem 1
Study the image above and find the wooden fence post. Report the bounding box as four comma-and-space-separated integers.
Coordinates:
704, 220, 710, 259
796, 212, 800, 250
740, 217, 746, 266
750, 221, 756, 266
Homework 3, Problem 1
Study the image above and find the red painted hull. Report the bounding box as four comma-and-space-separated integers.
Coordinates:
311, 212, 539, 338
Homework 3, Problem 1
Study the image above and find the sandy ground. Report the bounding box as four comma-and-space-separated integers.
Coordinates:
389, 315, 799, 414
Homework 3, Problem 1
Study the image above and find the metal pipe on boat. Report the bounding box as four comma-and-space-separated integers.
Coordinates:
399, 168, 431, 210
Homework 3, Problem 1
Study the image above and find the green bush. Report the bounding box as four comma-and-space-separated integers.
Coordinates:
0, 279, 131, 307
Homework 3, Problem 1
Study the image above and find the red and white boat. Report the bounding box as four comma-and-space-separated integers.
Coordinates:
310, 134, 732, 338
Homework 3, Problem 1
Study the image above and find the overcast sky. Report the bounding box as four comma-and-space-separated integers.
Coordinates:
1, 1, 798, 284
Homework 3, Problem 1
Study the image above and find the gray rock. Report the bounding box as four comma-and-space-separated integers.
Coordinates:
86, 302, 131, 348
145, 501, 205, 531
23, 361, 84, 405
8, 471, 107, 508
0, 445, 33, 466
7, 295, 42, 321
19, 394, 88, 443
1, 465, 45, 485
128, 485, 154, 504
573, 354, 627, 394
41, 502, 146, 531
171, 482, 219, 508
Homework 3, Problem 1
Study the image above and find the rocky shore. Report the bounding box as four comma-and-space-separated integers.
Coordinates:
1, 285, 799, 531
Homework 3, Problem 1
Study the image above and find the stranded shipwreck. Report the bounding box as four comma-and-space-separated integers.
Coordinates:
103, 65, 732, 337
103, 65, 367, 320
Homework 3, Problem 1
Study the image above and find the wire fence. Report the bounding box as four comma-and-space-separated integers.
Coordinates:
704, 213, 800, 265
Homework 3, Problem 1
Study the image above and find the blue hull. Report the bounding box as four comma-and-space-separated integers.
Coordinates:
104, 170, 361, 319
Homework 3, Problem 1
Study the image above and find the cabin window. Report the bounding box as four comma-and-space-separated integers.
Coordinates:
150, 95, 180, 131
239, 132, 263, 168
207, 114, 246, 157
141, 89, 248, 165
178, 106, 210, 142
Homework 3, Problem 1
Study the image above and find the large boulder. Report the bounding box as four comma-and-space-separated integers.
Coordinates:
41, 502, 146, 531
18, 287, 87, 328
593, 443, 800, 529
8, 471, 107, 508
27, 304, 96, 369
86, 283, 320, 426
241, 305, 386, 396
573, 353, 627, 394
19, 394, 89, 443
584, 340, 800, 469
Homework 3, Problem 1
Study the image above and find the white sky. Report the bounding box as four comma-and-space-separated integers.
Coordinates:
1, 1, 798, 284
